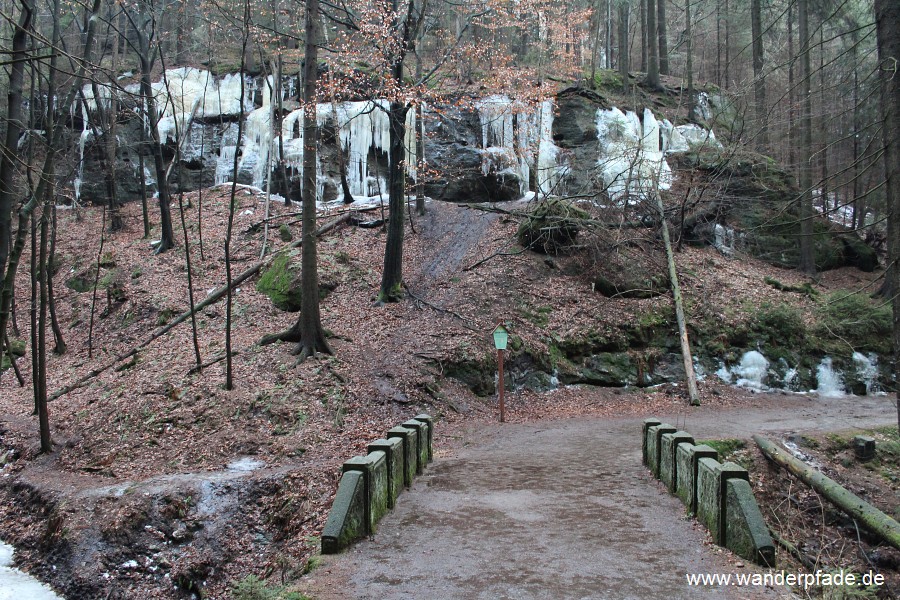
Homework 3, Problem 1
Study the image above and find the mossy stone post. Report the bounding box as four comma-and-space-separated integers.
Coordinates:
661, 431, 694, 492
403, 419, 429, 474
368, 438, 405, 508
697, 459, 750, 545
676, 444, 718, 513
725, 478, 776, 567
647, 423, 677, 478
642, 418, 662, 466
387, 425, 417, 487
413, 414, 433, 461
853, 435, 876, 461
321, 470, 366, 554
343, 452, 389, 534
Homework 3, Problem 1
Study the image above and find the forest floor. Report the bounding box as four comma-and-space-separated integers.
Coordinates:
0, 192, 896, 599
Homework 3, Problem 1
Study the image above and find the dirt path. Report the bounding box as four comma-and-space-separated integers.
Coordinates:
297, 393, 895, 600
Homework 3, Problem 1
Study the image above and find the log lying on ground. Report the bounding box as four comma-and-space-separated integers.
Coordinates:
753, 435, 900, 551
49, 212, 352, 402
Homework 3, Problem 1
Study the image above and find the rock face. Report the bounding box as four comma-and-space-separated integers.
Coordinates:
73, 72, 707, 209
73, 69, 877, 274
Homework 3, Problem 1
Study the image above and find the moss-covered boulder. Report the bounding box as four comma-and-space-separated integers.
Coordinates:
569, 352, 637, 387
517, 199, 590, 254
442, 354, 497, 397
256, 253, 337, 312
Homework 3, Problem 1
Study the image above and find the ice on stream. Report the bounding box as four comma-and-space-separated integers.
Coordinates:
715, 350, 881, 397
0, 542, 61, 600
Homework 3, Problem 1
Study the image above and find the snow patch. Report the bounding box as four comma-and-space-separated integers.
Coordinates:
0, 541, 62, 599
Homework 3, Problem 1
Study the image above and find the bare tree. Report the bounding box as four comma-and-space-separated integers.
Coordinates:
124, 0, 177, 253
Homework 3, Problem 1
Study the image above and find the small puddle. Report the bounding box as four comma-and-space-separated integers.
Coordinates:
0, 541, 62, 599
226, 457, 264, 472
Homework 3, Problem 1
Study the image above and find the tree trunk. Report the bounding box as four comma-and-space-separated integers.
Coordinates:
415, 46, 426, 216
138, 56, 175, 252
751, 0, 767, 151
874, 0, 900, 431
724, 0, 730, 88
788, 0, 796, 177
224, 0, 252, 390
644, 0, 661, 89
379, 101, 410, 302
685, 0, 695, 121
754, 435, 900, 550
618, 3, 630, 92
798, 0, 815, 275
379, 0, 419, 303
819, 27, 828, 216
657, 0, 669, 76
851, 29, 861, 230
654, 190, 700, 405
36, 207, 50, 453
640, 0, 647, 72
605, 0, 612, 70
295, 0, 332, 359
129, 3, 174, 253
47, 206, 65, 354
0, 0, 34, 296
716, 0, 722, 88
138, 134, 151, 237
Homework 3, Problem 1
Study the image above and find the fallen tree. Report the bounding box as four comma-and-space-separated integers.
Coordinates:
753, 435, 900, 551
49, 212, 352, 401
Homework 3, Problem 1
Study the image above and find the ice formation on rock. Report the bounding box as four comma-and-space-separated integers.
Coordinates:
675, 124, 722, 150
732, 350, 770, 391
477, 96, 567, 198
595, 107, 673, 202
595, 107, 722, 204
852, 352, 880, 395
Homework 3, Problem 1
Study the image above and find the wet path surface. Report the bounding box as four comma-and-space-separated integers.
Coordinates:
300, 394, 895, 600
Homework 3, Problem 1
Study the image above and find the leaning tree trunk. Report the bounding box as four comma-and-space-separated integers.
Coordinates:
754, 436, 900, 550
0, 0, 34, 295
654, 189, 700, 405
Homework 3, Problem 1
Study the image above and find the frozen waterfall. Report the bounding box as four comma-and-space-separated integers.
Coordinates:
595, 108, 722, 204
476, 96, 567, 198
816, 357, 846, 397
595, 107, 673, 203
